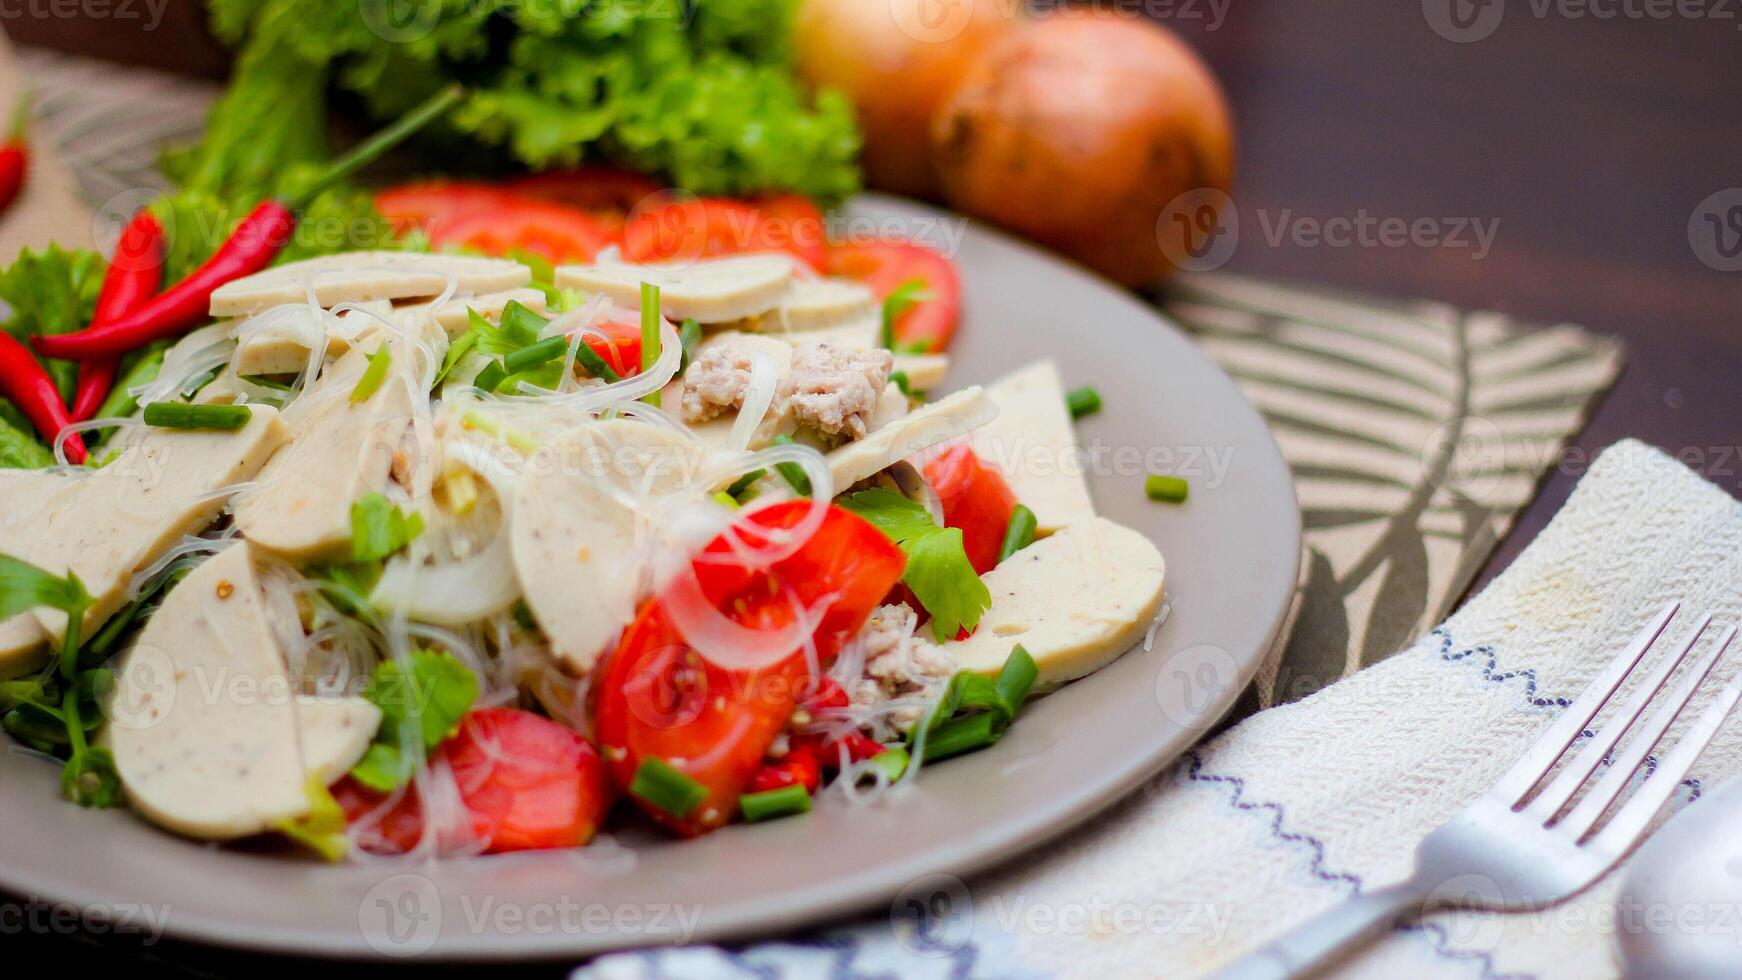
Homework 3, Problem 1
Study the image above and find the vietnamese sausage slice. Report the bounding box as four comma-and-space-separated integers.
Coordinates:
773, 277, 876, 331
29, 406, 287, 643
826, 386, 997, 491
233, 336, 425, 564
555, 254, 797, 324
294, 695, 382, 783
942, 517, 1165, 690
106, 542, 313, 840
209, 252, 531, 318
396, 287, 549, 340
970, 359, 1095, 535
230, 301, 394, 377
0, 470, 83, 678
511, 420, 705, 674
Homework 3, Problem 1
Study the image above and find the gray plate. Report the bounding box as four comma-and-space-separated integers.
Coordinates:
0, 195, 1301, 961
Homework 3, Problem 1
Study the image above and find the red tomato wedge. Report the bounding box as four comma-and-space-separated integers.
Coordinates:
593, 501, 906, 836
582, 318, 643, 378
924, 442, 1018, 576
505, 168, 663, 235
827, 240, 963, 352
438, 200, 615, 264
334, 708, 610, 855
374, 182, 513, 237
624, 193, 828, 270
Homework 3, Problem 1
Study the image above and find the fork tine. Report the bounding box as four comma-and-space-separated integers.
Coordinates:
1522, 614, 1711, 822
1488, 601, 1680, 808
1558, 624, 1738, 841
1589, 671, 1742, 857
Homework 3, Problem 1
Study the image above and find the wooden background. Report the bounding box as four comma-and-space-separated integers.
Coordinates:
4, 0, 1740, 974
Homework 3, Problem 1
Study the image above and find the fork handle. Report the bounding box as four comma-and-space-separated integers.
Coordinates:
1209, 879, 1426, 980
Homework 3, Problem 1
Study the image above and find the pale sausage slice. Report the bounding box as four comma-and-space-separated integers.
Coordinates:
210, 252, 531, 317
970, 360, 1095, 535
0, 470, 82, 678
826, 386, 997, 491
555, 254, 797, 324
943, 518, 1165, 690
29, 406, 287, 643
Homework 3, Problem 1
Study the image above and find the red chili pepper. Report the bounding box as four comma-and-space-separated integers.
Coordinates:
0, 333, 81, 463
33, 85, 463, 363
70, 210, 165, 421
0, 93, 30, 217
746, 746, 821, 795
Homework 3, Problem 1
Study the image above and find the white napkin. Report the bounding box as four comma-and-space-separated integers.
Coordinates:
578, 439, 1742, 979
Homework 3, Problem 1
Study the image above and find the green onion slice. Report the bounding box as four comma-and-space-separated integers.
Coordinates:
640, 282, 662, 407
351, 344, 392, 403
1145, 475, 1190, 503
997, 505, 1037, 563
769, 435, 812, 497
738, 784, 812, 823
629, 756, 706, 819
1066, 385, 1102, 420
921, 712, 1002, 762
142, 402, 251, 431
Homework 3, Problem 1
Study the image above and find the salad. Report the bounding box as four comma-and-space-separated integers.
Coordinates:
0, 240, 1167, 857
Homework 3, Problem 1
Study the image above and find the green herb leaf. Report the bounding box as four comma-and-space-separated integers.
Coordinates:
349, 493, 425, 563
350, 650, 478, 792
840, 489, 990, 640
0, 554, 91, 621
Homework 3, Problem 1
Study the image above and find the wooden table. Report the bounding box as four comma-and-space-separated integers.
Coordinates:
5, 2, 1741, 974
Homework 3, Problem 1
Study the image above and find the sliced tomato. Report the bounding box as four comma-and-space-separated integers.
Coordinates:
581, 317, 643, 378
624, 193, 828, 270
593, 502, 906, 836
436, 200, 615, 264
746, 746, 822, 795
505, 168, 663, 236
334, 708, 610, 855
826, 240, 962, 352
374, 182, 514, 238
924, 442, 1018, 575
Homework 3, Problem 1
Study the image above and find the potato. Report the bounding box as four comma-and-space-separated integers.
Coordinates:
796, 0, 1022, 199
930, 13, 1236, 286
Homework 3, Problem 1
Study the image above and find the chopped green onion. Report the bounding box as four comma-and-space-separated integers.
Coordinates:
502, 335, 568, 375
641, 282, 662, 407
472, 359, 508, 393
712, 491, 740, 509
738, 784, 812, 823
459, 409, 538, 454
726, 468, 766, 498
1145, 475, 1190, 503
921, 712, 1002, 762
142, 402, 251, 431
889, 370, 911, 396
569, 336, 622, 383
351, 344, 392, 403
769, 435, 812, 496
629, 756, 707, 819
997, 505, 1037, 563
177, 366, 220, 399
678, 318, 703, 371
880, 278, 931, 351
1066, 385, 1102, 420
498, 300, 546, 347
870, 747, 910, 782
433, 329, 478, 389
995, 644, 1038, 712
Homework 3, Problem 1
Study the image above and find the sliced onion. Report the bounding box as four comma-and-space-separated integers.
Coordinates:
730, 349, 778, 451
370, 440, 522, 625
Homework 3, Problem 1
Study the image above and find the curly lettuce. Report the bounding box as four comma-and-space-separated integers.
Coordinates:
187, 0, 861, 201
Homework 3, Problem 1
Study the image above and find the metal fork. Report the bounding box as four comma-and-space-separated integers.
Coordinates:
1213, 602, 1742, 980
